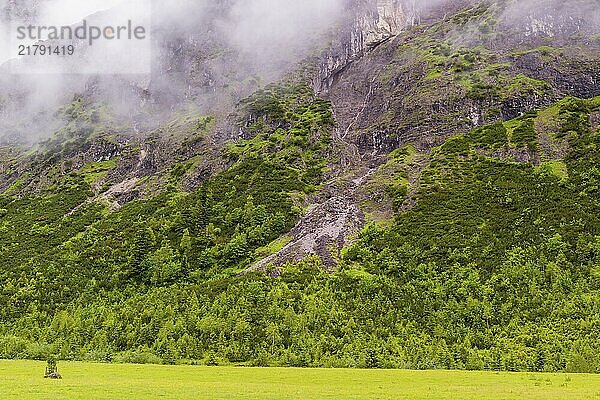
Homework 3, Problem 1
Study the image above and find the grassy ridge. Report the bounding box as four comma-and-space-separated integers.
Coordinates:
1, 360, 600, 400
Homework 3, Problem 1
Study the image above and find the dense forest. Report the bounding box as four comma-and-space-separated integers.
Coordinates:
1, 84, 600, 372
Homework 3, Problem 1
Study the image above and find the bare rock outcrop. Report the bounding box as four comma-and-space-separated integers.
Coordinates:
251, 197, 365, 271
315, 0, 414, 92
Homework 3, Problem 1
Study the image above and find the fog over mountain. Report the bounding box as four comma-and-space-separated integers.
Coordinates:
0, 0, 598, 143
0, 0, 346, 141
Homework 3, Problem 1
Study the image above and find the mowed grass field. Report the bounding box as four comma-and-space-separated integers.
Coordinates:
1, 360, 600, 400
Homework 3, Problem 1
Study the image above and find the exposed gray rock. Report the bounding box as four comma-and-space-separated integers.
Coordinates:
250, 196, 365, 271
315, 0, 413, 92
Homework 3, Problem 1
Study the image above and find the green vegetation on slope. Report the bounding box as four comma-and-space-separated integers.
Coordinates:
344, 96, 600, 371
1, 91, 600, 372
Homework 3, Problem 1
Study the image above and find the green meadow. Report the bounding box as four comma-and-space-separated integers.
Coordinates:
1, 360, 600, 399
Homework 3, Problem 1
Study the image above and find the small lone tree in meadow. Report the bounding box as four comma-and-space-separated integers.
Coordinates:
44, 357, 62, 379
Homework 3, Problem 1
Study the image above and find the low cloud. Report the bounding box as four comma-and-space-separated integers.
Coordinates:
0, 0, 346, 142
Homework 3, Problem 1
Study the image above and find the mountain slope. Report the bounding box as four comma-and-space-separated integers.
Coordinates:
1, 95, 599, 371
0, 0, 600, 371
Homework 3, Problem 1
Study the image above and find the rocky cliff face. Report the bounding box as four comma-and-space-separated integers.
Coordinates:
315, 0, 413, 92
500, 0, 600, 40
323, 0, 600, 154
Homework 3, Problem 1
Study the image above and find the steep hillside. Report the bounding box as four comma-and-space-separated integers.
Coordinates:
260, 0, 600, 267
0, 0, 600, 371
2, 96, 600, 371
